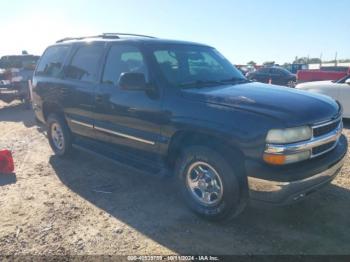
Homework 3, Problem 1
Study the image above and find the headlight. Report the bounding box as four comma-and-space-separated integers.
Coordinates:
266, 126, 312, 144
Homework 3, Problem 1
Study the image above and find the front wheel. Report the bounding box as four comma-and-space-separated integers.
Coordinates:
47, 114, 72, 156
175, 146, 246, 221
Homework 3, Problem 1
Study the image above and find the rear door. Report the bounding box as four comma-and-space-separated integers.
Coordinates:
32, 45, 71, 121
256, 68, 270, 83
94, 43, 162, 162
61, 43, 105, 138
270, 68, 286, 85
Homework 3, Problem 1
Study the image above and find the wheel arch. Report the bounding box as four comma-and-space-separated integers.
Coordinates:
42, 101, 65, 122
166, 129, 245, 170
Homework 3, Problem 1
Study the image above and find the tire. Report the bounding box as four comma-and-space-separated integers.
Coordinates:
23, 98, 31, 110
47, 114, 72, 157
175, 145, 246, 221
287, 80, 296, 88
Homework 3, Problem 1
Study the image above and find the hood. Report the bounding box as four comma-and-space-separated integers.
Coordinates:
296, 80, 334, 89
181, 82, 340, 127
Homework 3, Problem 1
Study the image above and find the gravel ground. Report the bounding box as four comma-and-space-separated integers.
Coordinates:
0, 100, 350, 256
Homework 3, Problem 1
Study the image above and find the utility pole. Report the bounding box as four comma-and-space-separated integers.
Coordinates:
320, 53, 323, 68
335, 52, 338, 67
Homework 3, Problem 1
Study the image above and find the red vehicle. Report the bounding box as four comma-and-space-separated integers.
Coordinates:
297, 66, 350, 83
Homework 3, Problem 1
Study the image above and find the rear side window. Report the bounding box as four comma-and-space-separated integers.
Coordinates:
271, 68, 281, 75
36, 46, 70, 77
64, 44, 104, 82
259, 68, 270, 74
102, 45, 147, 85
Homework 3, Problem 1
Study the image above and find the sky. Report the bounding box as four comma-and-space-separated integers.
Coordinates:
1, 0, 349, 64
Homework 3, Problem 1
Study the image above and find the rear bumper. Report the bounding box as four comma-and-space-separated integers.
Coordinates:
247, 134, 347, 205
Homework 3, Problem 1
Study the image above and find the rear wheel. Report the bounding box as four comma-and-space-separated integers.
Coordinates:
287, 80, 296, 88
47, 114, 72, 156
175, 146, 246, 221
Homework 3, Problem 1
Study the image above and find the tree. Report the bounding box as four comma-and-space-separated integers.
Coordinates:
293, 57, 308, 64
293, 57, 321, 64
247, 61, 256, 66
308, 58, 321, 64
263, 61, 275, 66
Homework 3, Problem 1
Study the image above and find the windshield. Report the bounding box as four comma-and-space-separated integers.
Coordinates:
151, 45, 246, 87
336, 75, 350, 83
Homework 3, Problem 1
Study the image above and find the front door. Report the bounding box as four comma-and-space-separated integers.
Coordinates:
94, 43, 163, 163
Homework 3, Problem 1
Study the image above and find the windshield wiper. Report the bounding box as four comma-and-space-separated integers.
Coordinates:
220, 77, 249, 84
179, 80, 225, 88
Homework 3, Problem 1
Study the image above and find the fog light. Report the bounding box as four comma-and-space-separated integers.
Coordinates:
263, 151, 311, 165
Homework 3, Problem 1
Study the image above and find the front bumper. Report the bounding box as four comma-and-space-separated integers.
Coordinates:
247, 134, 347, 205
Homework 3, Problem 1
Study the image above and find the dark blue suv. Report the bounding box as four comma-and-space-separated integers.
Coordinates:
32, 33, 347, 221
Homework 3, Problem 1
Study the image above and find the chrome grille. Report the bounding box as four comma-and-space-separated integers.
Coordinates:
311, 117, 342, 157
313, 119, 341, 138
312, 141, 337, 156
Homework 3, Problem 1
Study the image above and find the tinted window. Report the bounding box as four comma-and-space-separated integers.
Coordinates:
65, 44, 104, 82
337, 75, 350, 83
36, 46, 70, 77
321, 66, 348, 72
272, 67, 290, 75
271, 68, 283, 75
103, 45, 147, 85
259, 68, 271, 74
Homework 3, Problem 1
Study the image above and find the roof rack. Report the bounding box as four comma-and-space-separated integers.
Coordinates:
102, 33, 156, 38
56, 33, 156, 43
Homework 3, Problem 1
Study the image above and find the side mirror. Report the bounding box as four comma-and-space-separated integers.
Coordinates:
119, 72, 147, 91
345, 78, 350, 85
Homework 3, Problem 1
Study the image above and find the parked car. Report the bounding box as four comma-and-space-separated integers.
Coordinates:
246, 66, 296, 87
0, 55, 39, 70
32, 33, 347, 221
296, 75, 350, 118
297, 67, 350, 83
0, 55, 39, 106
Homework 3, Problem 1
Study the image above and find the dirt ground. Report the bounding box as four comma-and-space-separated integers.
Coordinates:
0, 100, 350, 256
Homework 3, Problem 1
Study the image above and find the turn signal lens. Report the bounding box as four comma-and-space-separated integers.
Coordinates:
263, 154, 286, 165
263, 151, 311, 165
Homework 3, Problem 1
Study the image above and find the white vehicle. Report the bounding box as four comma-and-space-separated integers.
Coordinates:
296, 75, 350, 118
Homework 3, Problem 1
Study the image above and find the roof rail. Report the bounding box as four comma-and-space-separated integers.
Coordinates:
56, 33, 156, 43
102, 33, 156, 39
56, 35, 104, 43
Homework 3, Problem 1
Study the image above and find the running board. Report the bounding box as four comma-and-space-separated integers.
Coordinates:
72, 139, 172, 178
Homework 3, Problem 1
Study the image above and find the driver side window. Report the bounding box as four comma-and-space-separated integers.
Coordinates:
102, 45, 147, 86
